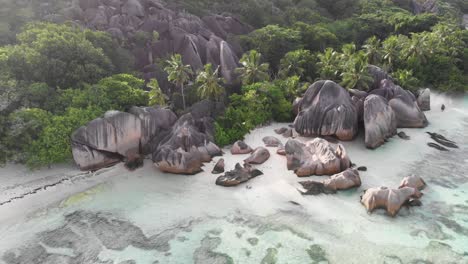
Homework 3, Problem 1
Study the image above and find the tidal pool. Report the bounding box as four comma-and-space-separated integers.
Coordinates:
0, 93, 467, 264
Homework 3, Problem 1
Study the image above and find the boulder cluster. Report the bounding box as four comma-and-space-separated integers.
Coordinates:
61, 0, 251, 88
293, 65, 430, 149
361, 175, 427, 217
72, 100, 222, 174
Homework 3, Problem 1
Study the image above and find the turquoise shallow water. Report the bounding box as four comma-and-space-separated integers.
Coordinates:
0, 93, 467, 264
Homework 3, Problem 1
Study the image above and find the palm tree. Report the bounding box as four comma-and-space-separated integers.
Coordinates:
196, 64, 225, 101
147, 78, 166, 106
236, 50, 270, 85
164, 54, 193, 110
363, 36, 383, 65
340, 52, 373, 91
404, 33, 428, 64
317, 48, 340, 80
382, 36, 400, 72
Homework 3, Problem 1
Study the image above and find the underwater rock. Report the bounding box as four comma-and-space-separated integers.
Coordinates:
244, 147, 270, 165
364, 94, 397, 149
427, 143, 449, 152
212, 159, 225, 174
399, 175, 426, 190
361, 187, 423, 217
441, 104, 445, 111
262, 136, 282, 147
427, 132, 458, 148
215, 163, 263, 187
231, 141, 253, 155
285, 138, 351, 177
293, 80, 358, 141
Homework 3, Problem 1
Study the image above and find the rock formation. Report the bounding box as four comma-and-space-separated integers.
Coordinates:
294, 80, 358, 141
244, 147, 270, 165
361, 187, 422, 217
370, 79, 428, 128
231, 141, 253, 155
215, 163, 263, 187
72, 107, 177, 170
285, 138, 351, 177
299, 168, 361, 195
417, 88, 431, 111
399, 175, 426, 190
62, 0, 251, 89
212, 159, 225, 174
427, 132, 458, 148
364, 95, 397, 149
152, 114, 222, 174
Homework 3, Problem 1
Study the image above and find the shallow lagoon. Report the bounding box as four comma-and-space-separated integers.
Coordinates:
0, 93, 467, 264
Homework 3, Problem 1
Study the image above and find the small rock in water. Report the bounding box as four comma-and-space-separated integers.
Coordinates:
427, 142, 449, 151
274, 127, 288, 135
357, 166, 367, 171
441, 104, 446, 111
397, 132, 410, 140
299, 181, 336, 195
361, 187, 423, 217
289, 201, 301, 206
212, 159, 225, 174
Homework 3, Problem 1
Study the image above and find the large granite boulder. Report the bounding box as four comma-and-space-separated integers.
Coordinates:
416, 88, 431, 111
152, 114, 222, 174
285, 138, 351, 177
368, 65, 393, 91
361, 187, 422, 217
371, 79, 428, 128
72, 107, 179, 171
215, 163, 263, 187
71, 143, 121, 171
364, 95, 397, 149
72, 111, 143, 157
294, 80, 358, 141
129, 106, 178, 153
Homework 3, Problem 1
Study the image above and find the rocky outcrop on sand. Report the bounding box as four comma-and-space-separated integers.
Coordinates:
152, 114, 222, 174
293, 80, 358, 141
72, 101, 222, 173
361, 187, 423, 217
364, 95, 397, 149
299, 168, 361, 195
215, 163, 263, 187
231, 141, 253, 155
212, 158, 225, 174
72, 107, 177, 170
244, 147, 270, 165
371, 79, 428, 128
285, 138, 351, 177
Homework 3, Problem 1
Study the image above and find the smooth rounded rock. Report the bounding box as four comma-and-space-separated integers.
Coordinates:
364, 95, 397, 149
